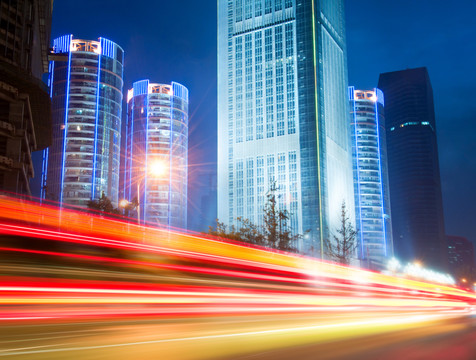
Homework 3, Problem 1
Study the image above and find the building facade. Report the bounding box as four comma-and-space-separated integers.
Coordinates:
349, 87, 393, 269
124, 80, 188, 229
218, 0, 354, 256
45, 35, 124, 207
378, 67, 446, 270
447, 235, 474, 279
0, 0, 52, 195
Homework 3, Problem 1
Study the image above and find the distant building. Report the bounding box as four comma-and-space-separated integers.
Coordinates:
349, 87, 393, 269
188, 169, 217, 233
0, 0, 52, 195
124, 80, 188, 228
447, 235, 474, 275
217, 0, 354, 256
45, 35, 124, 207
378, 67, 446, 270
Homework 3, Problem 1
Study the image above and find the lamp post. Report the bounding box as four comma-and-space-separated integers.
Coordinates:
134, 159, 168, 226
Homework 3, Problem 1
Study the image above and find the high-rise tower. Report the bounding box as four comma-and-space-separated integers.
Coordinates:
378, 67, 446, 270
46, 35, 124, 207
124, 80, 188, 228
349, 87, 393, 269
218, 0, 354, 256
0, 0, 52, 195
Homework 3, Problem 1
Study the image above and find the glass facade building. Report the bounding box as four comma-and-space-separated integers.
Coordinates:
124, 80, 188, 229
378, 67, 447, 270
45, 35, 124, 207
218, 0, 354, 256
349, 88, 393, 269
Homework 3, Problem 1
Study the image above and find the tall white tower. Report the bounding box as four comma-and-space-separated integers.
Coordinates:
218, 0, 355, 257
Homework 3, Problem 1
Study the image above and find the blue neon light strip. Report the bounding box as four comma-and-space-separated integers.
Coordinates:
48, 61, 54, 98
40, 147, 49, 201
59, 35, 73, 205
123, 100, 129, 200
53, 35, 71, 54
91, 41, 102, 200
129, 96, 134, 201
348, 86, 354, 101
376, 88, 384, 106
172, 81, 189, 102
133, 80, 149, 97
143, 80, 150, 225
100, 38, 115, 59
349, 86, 365, 259
168, 84, 174, 228
374, 89, 388, 256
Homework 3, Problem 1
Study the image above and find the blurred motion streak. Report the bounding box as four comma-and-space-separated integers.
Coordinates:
0, 195, 475, 359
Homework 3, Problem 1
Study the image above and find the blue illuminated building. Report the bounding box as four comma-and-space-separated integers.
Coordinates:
349, 88, 393, 269
378, 67, 447, 270
217, 0, 355, 256
45, 35, 124, 206
124, 80, 188, 228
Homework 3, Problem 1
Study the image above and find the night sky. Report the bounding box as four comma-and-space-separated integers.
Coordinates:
49, 1, 476, 248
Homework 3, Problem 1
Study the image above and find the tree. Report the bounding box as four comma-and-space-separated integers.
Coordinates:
209, 183, 299, 252
209, 217, 265, 247
87, 192, 120, 215
324, 201, 357, 265
263, 183, 297, 252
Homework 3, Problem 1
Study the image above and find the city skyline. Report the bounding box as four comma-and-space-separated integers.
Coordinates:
2, 1, 476, 358
41, 0, 476, 253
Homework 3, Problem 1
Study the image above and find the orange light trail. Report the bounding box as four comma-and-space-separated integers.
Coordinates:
0, 194, 475, 359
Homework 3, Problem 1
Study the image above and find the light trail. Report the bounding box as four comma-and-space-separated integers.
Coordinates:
0, 196, 475, 359
0, 313, 462, 357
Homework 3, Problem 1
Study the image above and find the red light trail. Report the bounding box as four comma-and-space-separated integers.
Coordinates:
0, 196, 474, 359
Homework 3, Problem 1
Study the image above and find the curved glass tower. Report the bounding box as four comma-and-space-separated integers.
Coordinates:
124, 80, 188, 229
378, 68, 446, 270
349, 88, 393, 269
46, 35, 124, 207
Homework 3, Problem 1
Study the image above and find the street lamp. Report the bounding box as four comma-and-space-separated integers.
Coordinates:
119, 159, 169, 226
136, 159, 169, 225
119, 199, 129, 208
149, 159, 168, 177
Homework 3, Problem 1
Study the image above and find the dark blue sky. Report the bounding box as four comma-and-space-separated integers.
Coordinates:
51, 1, 476, 245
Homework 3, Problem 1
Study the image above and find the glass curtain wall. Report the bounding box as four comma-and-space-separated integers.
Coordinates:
124, 80, 188, 229
218, 0, 354, 257
349, 87, 393, 269
46, 35, 123, 207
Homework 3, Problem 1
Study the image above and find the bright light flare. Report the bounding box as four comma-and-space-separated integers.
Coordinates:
148, 159, 168, 178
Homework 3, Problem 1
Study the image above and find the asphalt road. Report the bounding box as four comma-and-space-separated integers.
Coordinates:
1, 311, 475, 359
226, 314, 476, 360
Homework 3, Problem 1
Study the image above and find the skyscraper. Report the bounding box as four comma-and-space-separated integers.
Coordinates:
0, 0, 52, 195
124, 80, 188, 228
218, 0, 354, 256
349, 87, 393, 269
378, 67, 446, 269
447, 235, 474, 280
45, 35, 124, 207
